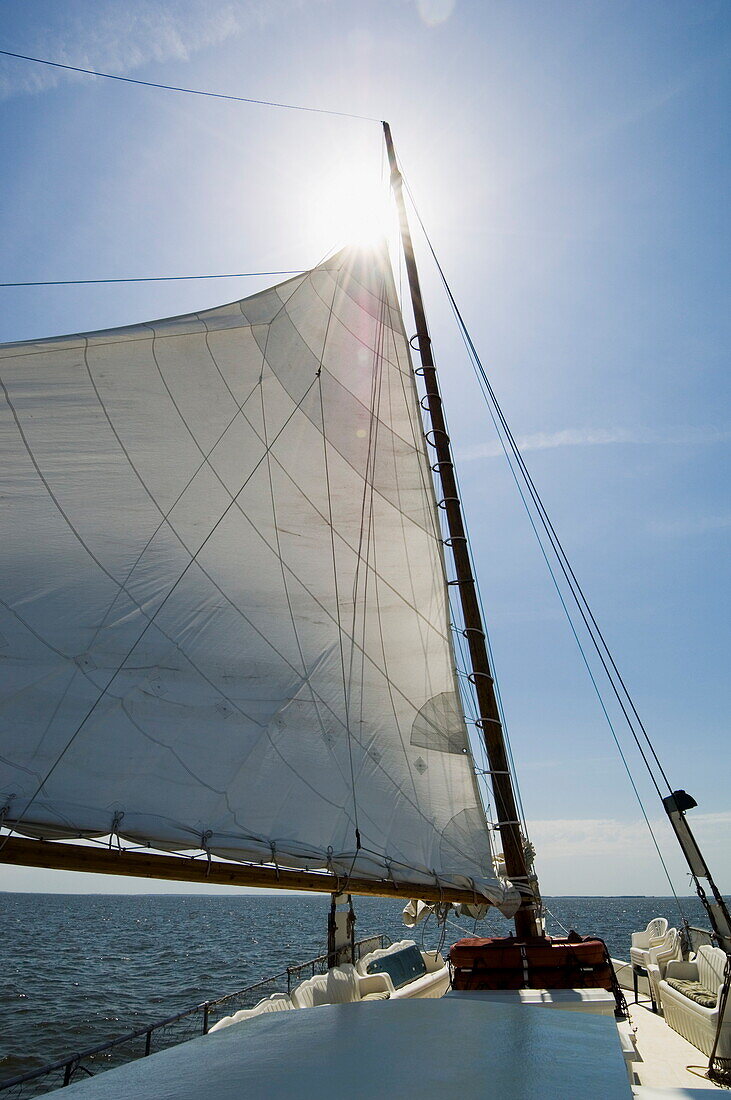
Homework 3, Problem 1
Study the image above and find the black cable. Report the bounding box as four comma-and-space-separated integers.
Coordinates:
392, 162, 688, 916
0, 49, 381, 122
1, 272, 303, 288
399, 167, 674, 800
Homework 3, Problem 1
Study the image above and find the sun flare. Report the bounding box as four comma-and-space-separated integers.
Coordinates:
309, 161, 394, 251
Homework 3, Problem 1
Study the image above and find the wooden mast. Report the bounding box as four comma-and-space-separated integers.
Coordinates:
383, 122, 540, 939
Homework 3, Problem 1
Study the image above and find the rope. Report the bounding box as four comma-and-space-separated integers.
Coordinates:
108, 811, 124, 851
401, 164, 673, 799
316, 287, 363, 859
708, 953, 731, 1086
395, 161, 688, 919
270, 842, 280, 882
543, 903, 570, 937
0, 49, 381, 122
201, 830, 213, 876
0, 271, 303, 288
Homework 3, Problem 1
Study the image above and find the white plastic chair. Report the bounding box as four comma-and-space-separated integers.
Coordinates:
646, 929, 682, 1011
630, 918, 669, 969
630, 918, 671, 1009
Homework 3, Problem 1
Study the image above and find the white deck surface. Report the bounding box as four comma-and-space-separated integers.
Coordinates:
50, 998, 632, 1098
629, 1003, 724, 1092
447, 986, 617, 1014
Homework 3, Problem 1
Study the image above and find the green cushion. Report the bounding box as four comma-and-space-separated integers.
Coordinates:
666, 977, 717, 1009
366, 945, 427, 989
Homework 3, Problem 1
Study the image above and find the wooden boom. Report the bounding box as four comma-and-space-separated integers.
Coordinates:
0, 835, 493, 906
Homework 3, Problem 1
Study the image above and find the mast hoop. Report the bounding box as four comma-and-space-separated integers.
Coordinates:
443, 535, 468, 547
468, 671, 494, 686
409, 333, 431, 352
431, 460, 453, 472
437, 496, 460, 510
424, 428, 449, 448
420, 394, 441, 411
461, 626, 485, 637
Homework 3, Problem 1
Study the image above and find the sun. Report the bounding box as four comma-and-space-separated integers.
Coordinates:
309, 160, 394, 251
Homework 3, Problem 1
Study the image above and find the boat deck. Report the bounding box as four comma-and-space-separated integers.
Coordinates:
48, 998, 631, 1098
629, 1002, 724, 1093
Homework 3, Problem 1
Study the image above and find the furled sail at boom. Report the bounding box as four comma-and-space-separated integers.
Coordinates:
0, 244, 517, 910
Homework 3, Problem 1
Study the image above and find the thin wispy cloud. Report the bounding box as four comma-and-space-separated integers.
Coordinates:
0, 1, 309, 101
648, 514, 731, 538
530, 813, 731, 860
458, 425, 731, 462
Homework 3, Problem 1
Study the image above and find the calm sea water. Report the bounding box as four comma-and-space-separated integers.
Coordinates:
0, 892, 713, 1087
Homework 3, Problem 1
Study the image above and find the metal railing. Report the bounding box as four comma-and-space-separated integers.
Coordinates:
286, 932, 387, 989
0, 934, 391, 1098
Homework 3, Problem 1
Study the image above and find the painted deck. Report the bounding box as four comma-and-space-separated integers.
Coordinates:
629, 1003, 724, 1093
49, 998, 631, 1099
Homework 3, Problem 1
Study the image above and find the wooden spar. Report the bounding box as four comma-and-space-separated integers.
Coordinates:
0, 836, 496, 906
382, 122, 540, 939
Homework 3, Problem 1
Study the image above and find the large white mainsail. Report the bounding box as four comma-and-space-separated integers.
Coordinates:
0, 243, 517, 911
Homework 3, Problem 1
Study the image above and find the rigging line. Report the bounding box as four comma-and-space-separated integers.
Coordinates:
345, 278, 400, 870
0, 371, 322, 855
453, 623, 496, 829
0, 272, 304, 288
471, 359, 673, 798
399, 168, 674, 801
351, 287, 386, 754
457, 314, 685, 906
445, 415, 531, 842
416, 309, 531, 841
0, 49, 381, 123
380, 289, 451, 803
444, 427, 529, 830
317, 284, 362, 842
457, 338, 687, 917
396, 173, 684, 910
257, 354, 357, 806
358, 292, 419, 809
468, 345, 667, 801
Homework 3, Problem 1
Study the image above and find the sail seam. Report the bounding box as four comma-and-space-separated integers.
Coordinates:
317, 289, 363, 849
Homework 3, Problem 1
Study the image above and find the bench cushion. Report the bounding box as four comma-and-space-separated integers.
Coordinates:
365, 945, 427, 989
665, 978, 717, 1009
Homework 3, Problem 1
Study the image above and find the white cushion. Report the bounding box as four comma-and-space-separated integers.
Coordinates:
292, 964, 361, 1007
209, 993, 293, 1032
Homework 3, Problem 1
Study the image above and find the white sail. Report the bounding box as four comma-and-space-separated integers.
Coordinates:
0, 244, 517, 909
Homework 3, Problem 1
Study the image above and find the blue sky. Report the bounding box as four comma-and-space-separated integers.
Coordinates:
0, 0, 729, 897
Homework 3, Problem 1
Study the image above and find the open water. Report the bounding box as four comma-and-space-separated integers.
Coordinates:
0, 892, 714, 1091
